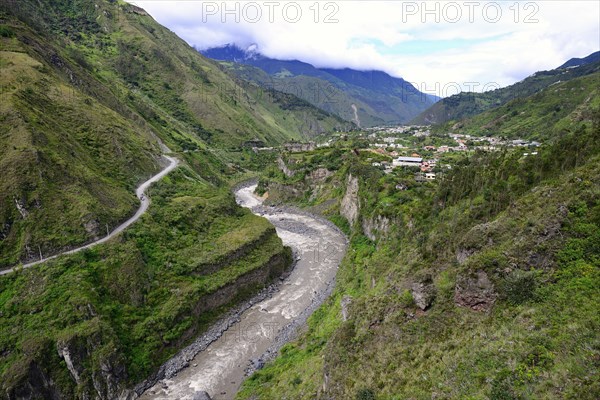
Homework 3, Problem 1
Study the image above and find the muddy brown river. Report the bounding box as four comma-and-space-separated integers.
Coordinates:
139, 184, 347, 399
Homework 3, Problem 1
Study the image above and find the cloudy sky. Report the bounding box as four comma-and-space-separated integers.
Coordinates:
128, 1, 599, 97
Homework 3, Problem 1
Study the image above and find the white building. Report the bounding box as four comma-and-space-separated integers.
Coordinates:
393, 156, 423, 167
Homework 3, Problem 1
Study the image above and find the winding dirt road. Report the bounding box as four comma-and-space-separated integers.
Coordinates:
0, 155, 179, 276
139, 184, 347, 400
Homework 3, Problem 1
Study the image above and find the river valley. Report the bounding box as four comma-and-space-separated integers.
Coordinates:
139, 184, 347, 399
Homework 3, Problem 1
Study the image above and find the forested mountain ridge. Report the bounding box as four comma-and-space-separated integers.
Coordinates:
238, 59, 600, 399
412, 53, 600, 126
0, 0, 349, 268
202, 43, 438, 127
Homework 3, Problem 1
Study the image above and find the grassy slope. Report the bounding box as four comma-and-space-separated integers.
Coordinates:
0, 35, 161, 266
0, 166, 291, 396
0, 0, 348, 267
0, 0, 321, 397
448, 73, 600, 140
412, 61, 600, 127
220, 61, 434, 127
238, 77, 600, 399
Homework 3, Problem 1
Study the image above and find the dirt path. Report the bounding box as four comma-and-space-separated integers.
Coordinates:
0, 155, 179, 276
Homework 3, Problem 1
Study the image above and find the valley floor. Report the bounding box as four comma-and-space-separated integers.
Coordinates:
139, 184, 347, 399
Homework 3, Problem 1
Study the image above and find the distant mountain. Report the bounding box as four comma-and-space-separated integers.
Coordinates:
443, 70, 600, 141
202, 44, 439, 127
558, 51, 600, 69
0, 1, 352, 268
412, 51, 600, 125
0, 0, 350, 397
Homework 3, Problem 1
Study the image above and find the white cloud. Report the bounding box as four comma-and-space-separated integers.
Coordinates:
129, 1, 600, 96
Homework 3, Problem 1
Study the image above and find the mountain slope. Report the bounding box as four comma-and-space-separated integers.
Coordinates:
412, 53, 600, 125
0, 0, 343, 398
448, 71, 600, 140
0, 0, 350, 267
203, 44, 438, 127
0, 23, 163, 266
237, 67, 600, 399
559, 50, 600, 68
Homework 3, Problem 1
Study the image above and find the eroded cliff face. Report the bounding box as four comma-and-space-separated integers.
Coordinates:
5, 322, 131, 400
4, 360, 62, 400
263, 171, 396, 242
277, 157, 295, 178
4, 240, 292, 400
340, 174, 359, 227
56, 334, 128, 400
362, 215, 391, 241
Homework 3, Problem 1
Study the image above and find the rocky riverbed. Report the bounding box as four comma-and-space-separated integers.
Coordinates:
138, 184, 347, 400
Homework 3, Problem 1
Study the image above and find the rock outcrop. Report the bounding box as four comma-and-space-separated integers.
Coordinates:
340, 174, 359, 226
362, 215, 391, 241
193, 391, 212, 400
411, 278, 436, 310
309, 168, 333, 182
55, 330, 129, 400
277, 157, 295, 178
57, 341, 85, 385
14, 198, 29, 218
455, 248, 473, 265
340, 295, 352, 321
454, 270, 497, 312
4, 360, 62, 400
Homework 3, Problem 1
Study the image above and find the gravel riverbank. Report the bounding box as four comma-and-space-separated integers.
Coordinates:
137, 183, 347, 400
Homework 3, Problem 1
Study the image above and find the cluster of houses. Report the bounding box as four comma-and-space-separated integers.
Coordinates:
370, 154, 439, 181
372, 142, 407, 149
283, 142, 317, 152
448, 134, 541, 152
366, 125, 428, 135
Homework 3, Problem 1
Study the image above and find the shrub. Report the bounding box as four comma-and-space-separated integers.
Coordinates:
398, 289, 414, 308
499, 269, 538, 305
356, 388, 376, 400
0, 25, 15, 38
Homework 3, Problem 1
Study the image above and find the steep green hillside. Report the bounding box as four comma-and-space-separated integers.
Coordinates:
204, 44, 437, 127
0, 0, 348, 267
0, 43, 162, 267
0, 167, 291, 399
446, 72, 600, 141
238, 81, 600, 399
4, 0, 348, 145
0, 0, 330, 397
412, 58, 599, 126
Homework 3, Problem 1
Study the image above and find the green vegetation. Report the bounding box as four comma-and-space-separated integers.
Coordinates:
0, 168, 291, 396
0, 0, 326, 397
1, 1, 598, 399
0, 49, 159, 266
238, 73, 600, 399
412, 59, 599, 126
218, 56, 436, 127
445, 73, 600, 141
1, 0, 349, 267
